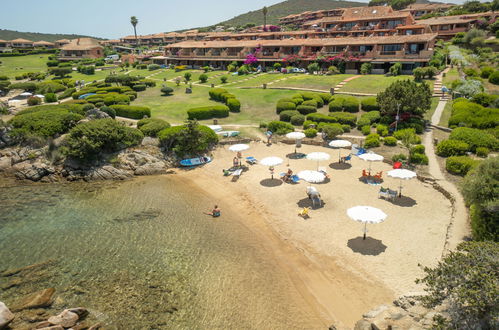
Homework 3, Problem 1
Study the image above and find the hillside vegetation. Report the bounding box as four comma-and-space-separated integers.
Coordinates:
218, 0, 366, 27
0, 29, 101, 42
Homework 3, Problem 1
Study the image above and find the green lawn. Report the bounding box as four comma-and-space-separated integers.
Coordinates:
442, 67, 460, 87
0, 54, 50, 79
65, 69, 111, 82
131, 84, 299, 125
227, 73, 290, 88
439, 100, 453, 127
339, 74, 432, 95
271, 74, 353, 91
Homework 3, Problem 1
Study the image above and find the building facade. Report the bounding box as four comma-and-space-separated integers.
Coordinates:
58, 38, 104, 61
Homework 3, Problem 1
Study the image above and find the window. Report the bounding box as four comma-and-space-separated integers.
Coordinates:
382, 44, 401, 54
406, 30, 413, 35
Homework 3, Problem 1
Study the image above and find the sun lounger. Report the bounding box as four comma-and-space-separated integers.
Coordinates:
342, 154, 352, 163
290, 175, 300, 183
246, 156, 257, 165
232, 169, 243, 177
378, 187, 397, 201
355, 148, 366, 156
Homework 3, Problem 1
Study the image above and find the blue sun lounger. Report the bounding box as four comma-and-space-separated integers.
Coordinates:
246, 156, 257, 165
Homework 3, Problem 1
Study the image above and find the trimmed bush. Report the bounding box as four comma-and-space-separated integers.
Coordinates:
302, 100, 318, 108
199, 73, 208, 83
409, 152, 429, 165
306, 113, 336, 124
436, 139, 470, 157
27, 96, 41, 106
357, 117, 371, 128
320, 123, 344, 140
303, 120, 317, 129
487, 71, 499, 85
471, 93, 498, 107
290, 114, 305, 126
110, 105, 151, 119
161, 86, 174, 95
296, 105, 317, 115
158, 123, 218, 156
9, 108, 83, 139
100, 106, 116, 119
280, 110, 300, 122
329, 112, 357, 126
411, 144, 425, 154
220, 76, 228, 84
318, 93, 331, 104
59, 87, 76, 100
449, 99, 499, 129
148, 64, 161, 71
187, 105, 229, 120
361, 125, 371, 135
227, 98, 241, 112
392, 154, 407, 162
304, 128, 317, 138
209, 88, 228, 101
446, 156, 479, 176
384, 136, 397, 146
132, 84, 146, 92
276, 101, 296, 114
476, 147, 489, 158
44, 93, 57, 103
63, 119, 143, 160
449, 127, 498, 152
329, 95, 359, 113
376, 124, 388, 137
267, 121, 294, 135
341, 124, 351, 133
364, 133, 380, 148
8, 82, 37, 92
137, 118, 171, 137
361, 97, 380, 111
36, 81, 66, 94
480, 67, 495, 79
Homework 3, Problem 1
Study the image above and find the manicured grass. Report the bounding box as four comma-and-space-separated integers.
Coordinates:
227, 73, 290, 88
272, 74, 353, 91
65, 69, 111, 82
0, 54, 50, 79
483, 81, 499, 94
442, 67, 460, 87
340, 74, 428, 94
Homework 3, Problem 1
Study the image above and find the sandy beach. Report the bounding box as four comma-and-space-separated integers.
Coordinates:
173, 141, 455, 328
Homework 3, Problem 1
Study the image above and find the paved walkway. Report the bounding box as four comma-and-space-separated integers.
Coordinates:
423, 99, 469, 254
334, 75, 362, 92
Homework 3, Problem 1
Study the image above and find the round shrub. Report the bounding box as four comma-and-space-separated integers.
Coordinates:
341, 124, 351, 133
132, 84, 147, 92
307, 113, 337, 124
100, 106, 116, 119
267, 121, 294, 135
302, 100, 318, 108
411, 144, 425, 155
384, 136, 397, 146
488, 71, 499, 85
82, 104, 95, 111
290, 114, 305, 126
296, 105, 317, 115
377, 124, 388, 137
480, 67, 495, 79
187, 105, 229, 120
321, 123, 344, 140
220, 76, 228, 84
449, 127, 498, 152
209, 88, 227, 101
361, 97, 380, 111
161, 86, 174, 95
357, 117, 371, 128
328, 112, 357, 126
364, 133, 380, 148
476, 147, 489, 158
227, 98, 241, 112
137, 118, 171, 137
303, 120, 317, 129
343, 96, 360, 113
276, 101, 296, 114
392, 154, 407, 162
27, 96, 41, 106
436, 139, 470, 157
199, 73, 208, 83
44, 93, 57, 103
292, 97, 304, 105
148, 64, 161, 71
361, 125, 371, 135
446, 156, 479, 176
409, 153, 428, 165
279, 110, 300, 122
304, 128, 317, 138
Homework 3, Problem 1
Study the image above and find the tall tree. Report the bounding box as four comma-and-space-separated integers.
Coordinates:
130, 16, 139, 47
376, 79, 432, 117
263, 6, 268, 31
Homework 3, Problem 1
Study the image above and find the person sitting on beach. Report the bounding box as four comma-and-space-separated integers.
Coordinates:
283, 168, 293, 182
211, 205, 221, 217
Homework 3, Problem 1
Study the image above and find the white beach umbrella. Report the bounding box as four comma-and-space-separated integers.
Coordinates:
358, 153, 384, 172
297, 170, 325, 186
306, 152, 330, 170
260, 157, 283, 179
329, 140, 352, 161
229, 144, 250, 152
19, 92, 32, 97
347, 206, 387, 240
207, 125, 222, 132
387, 169, 417, 197
286, 132, 306, 154
34, 94, 45, 99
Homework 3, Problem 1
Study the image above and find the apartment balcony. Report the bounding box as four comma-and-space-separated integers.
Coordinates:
256, 52, 281, 59
364, 50, 433, 60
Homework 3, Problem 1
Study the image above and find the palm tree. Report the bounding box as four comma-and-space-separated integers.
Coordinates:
130, 16, 139, 47
263, 6, 268, 31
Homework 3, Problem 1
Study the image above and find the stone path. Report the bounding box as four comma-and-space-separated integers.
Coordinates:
423, 98, 469, 254
215, 72, 268, 88
432, 67, 451, 99
334, 75, 362, 92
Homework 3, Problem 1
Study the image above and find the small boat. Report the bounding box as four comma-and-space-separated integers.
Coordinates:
180, 156, 211, 167
216, 131, 240, 137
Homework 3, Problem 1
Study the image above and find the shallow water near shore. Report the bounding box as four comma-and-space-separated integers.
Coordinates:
0, 176, 322, 329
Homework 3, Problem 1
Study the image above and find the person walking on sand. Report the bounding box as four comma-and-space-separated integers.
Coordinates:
266, 130, 273, 145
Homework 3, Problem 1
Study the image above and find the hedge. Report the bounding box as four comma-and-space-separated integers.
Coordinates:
9, 108, 83, 139
446, 156, 479, 176
449, 127, 498, 152
320, 123, 344, 139
267, 121, 294, 135
227, 98, 241, 112
304, 128, 317, 138
157, 124, 218, 156
361, 125, 371, 135
290, 114, 305, 126
361, 97, 380, 111
36, 81, 66, 94
364, 133, 380, 148
137, 118, 171, 137
132, 84, 146, 92
296, 105, 317, 115
59, 87, 76, 100
329, 112, 357, 126
302, 100, 318, 108
384, 136, 397, 146
276, 101, 296, 113
449, 99, 499, 129
280, 110, 300, 122
488, 71, 499, 85
306, 113, 337, 123
44, 93, 57, 103
436, 139, 470, 157
329, 95, 359, 113
8, 82, 37, 92
209, 88, 228, 101
110, 105, 151, 119
187, 105, 229, 120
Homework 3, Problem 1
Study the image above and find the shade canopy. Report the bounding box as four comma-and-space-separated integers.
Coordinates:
229, 144, 250, 152
207, 125, 222, 132
260, 157, 283, 167
347, 206, 387, 224
329, 140, 352, 148
286, 132, 306, 140
306, 152, 330, 161
19, 92, 33, 97
297, 170, 325, 183
387, 169, 417, 180
359, 153, 384, 162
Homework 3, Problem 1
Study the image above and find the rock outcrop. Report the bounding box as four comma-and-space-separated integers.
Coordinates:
0, 302, 14, 328
12, 288, 55, 311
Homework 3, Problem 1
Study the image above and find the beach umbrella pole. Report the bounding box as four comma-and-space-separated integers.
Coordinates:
363, 223, 367, 240
338, 149, 341, 163
399, 179, 403, 198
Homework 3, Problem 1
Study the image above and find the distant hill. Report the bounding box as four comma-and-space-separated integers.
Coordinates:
217, 0, 367, 27
0, 29, 102, 42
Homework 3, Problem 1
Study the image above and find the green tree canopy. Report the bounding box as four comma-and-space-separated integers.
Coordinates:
368, 0, 416, 10
416, 241, 499, 329
376, 79, 432, 117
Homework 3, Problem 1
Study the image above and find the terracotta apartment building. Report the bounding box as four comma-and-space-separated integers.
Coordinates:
58, 38, 104, 61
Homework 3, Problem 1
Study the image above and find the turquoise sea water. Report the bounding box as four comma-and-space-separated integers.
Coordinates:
0, 176, 321, 329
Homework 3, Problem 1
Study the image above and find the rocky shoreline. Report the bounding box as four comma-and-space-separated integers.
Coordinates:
0, 138, 177, 183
